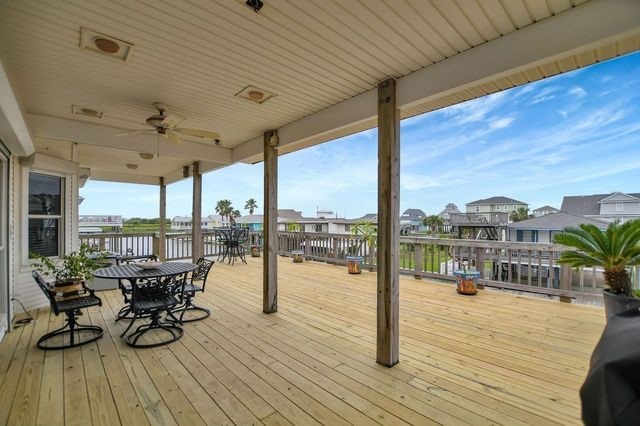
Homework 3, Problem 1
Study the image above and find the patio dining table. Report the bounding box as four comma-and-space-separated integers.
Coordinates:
93, 261, 198, 347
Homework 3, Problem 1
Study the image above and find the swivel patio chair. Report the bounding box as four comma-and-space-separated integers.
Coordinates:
173, 257, 214, 322
115, 254, 158, 321
120, 272, 186, 348
32, 271, 103, 350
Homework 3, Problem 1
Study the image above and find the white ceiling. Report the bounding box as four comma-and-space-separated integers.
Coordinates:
0, 0, 639, 184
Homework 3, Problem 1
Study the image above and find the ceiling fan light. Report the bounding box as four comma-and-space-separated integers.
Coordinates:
139, 152, 154, 160
126, 163, 139, 170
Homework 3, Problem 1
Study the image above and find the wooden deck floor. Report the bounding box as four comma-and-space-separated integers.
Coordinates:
0, 257, 605, 425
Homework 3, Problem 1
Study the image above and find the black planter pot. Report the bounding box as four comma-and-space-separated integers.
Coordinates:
603, 288, 640, 321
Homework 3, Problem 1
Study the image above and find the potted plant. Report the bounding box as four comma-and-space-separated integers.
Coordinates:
349, 221, 377, 273
554, 220, 640, 320
450, 246, 479, 295
31, 244, 105, 299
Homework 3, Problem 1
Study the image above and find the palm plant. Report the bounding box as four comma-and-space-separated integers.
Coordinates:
422, 215, 444, 234
244, 198, 258, 215
510, 207, 533, 222
553, 220, 640, 297
215, 199, 232, 223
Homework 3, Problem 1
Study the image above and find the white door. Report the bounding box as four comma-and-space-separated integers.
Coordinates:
0, 143, 8, 336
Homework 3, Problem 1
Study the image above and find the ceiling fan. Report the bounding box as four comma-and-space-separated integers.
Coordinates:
114, 102, 220, 145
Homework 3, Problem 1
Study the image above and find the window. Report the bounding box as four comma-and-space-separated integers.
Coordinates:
344, 224, 351, 232
616, 203, 624, 212
475, 206, 479, 212
496, 206, 500, 210
313, 224, 323, 232
28, 173, 63, 257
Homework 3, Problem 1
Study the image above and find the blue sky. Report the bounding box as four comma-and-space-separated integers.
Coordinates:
80, 52, 640, 219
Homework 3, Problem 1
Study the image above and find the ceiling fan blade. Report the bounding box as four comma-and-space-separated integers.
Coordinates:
175, 128, 220, 139
113, 130, 154, 136
167, 131, 184, 145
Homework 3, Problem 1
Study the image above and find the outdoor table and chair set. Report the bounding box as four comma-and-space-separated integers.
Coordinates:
32, 254, 215, 350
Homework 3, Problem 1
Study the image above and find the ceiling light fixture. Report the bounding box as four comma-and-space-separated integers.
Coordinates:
72, 105, 104, 119
236, 85, 276, 104
126, 163, 139, 170
79, 28, 134, 61
93, 37, 120, 54
245, 0, 264, 12
139, 152, 154, 160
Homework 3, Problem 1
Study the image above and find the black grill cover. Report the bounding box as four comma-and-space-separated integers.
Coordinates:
581, 309, 640, 425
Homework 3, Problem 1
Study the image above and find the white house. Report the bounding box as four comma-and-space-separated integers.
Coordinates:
561, 192, 640, 223
532, 206, 560, 217
171, 214, 227, 230
507, 212, 608, 243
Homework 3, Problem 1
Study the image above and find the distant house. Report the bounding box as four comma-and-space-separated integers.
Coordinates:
400, 208, 426, 232
235, 214, 264, 231
437, 203, 460, 226
466, 196, 528, 216
561, 192, 640, 223
507, 212, 608, 243
171, 214, 227, 230
532, 205, 559, 217
277, 209, 304, 221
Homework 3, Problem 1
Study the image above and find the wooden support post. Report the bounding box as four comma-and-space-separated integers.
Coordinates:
377, 78, 400, 367
263, 130, 278, 314
475, 247, 485, 289
158, 177, 166, 261
414, 243, 423, 279
191, 162, 203, 263
559, 264, 573, 303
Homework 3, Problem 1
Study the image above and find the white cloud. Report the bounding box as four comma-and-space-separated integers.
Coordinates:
568, 86, 586, 97
489, 117, 515, 130
529, 86, 560, 104
557, 110, 568, 118
401, 174, 443, 191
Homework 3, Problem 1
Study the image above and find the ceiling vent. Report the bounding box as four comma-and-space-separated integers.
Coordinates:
80, 28, 134, 61
235, 85, 276, 104
72, 105, 104, 119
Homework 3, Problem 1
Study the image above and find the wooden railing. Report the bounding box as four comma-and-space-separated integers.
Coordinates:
80, 230, 618, 301
80, 230, 264, 261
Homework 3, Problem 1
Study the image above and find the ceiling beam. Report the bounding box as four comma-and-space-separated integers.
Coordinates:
231, 0, 640, 164
0, 56, 34, 156
27, 113, 232, 165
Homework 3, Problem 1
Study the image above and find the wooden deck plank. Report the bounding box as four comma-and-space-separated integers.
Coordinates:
207, 277, 563, 425
7, 308, 49, 426
1, 257, 604, 425
36, 311, 65, 426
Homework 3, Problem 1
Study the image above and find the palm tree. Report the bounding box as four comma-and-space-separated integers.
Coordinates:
422, 215, 444, 234
215, 199, 232, 223
244, 198, 258, 215
230, 209, 241, 225
553, 220, 640, 296
510, 207, 533, 222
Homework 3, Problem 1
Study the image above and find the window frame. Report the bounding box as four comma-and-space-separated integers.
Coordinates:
26, 171, 65, 259
615, 203, 624, 212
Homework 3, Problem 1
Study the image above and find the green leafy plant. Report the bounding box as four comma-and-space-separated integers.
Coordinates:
553, 220, 640, 297
422, 215, 444, 234
31, 244, 104, 282
244, 198, 258, 215
510, 207, 534, 222
350, 221, 377, 251
286, 222, 302, 232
